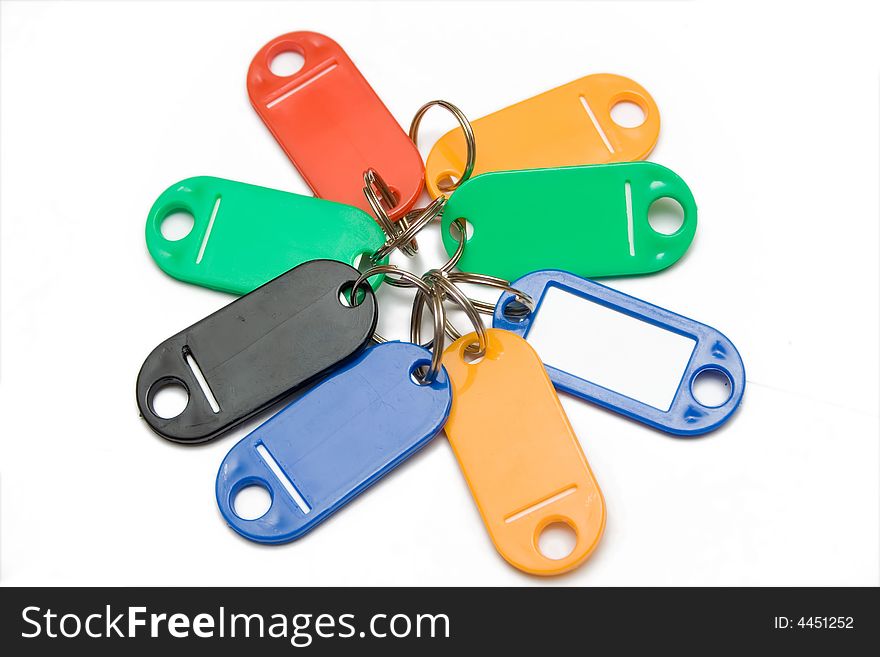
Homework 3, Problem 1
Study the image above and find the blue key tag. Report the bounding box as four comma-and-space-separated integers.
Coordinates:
216, 341, 451, 543
493, 270, 745, 435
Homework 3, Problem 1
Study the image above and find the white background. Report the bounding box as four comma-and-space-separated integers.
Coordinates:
1, 0, 878, 586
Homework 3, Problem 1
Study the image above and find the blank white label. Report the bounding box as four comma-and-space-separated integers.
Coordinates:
524, 287, 696, 411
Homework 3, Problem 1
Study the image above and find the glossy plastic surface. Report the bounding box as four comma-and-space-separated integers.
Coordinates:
441, 162, 697, 282
247, 31, 423, 219
425, 74, 659, 198
146, 177, 387, 294
136, 260, 377, 444
441, 329, 605, 576
494, 270, 746, 435
216, 342, 451, 543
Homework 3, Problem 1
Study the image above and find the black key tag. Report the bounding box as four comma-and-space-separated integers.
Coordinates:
136, 260, 377, 444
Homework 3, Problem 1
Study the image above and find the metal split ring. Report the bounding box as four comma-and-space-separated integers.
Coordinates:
409, 100, 476, 193
444, 271, 535, 318
439, 218, 467, 275
370, 195, 446, 262
411, 285, 446, 384
381, 215, 468, 292
411, 271, 488, 358
363, 169, 419, 257
351, 263, 435, 309
350, 265, 447, 384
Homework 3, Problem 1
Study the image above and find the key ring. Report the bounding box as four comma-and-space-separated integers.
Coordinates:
439, 218, 467, 275
411, 268, 532, 345
350, 264, 447, 384
351, 264, 436, 302
410, 284, 446, 384
408, 270, 468, 348
412, 223, 474, 338
408, 216, 532, 315
363, 169, 419, 257
363, 169, 397, 235
412, 271, 488, 358
351, 265, 435, 343
409, 100, 476, 193
380, 216, 467, 290
445, 271, 535, 318
370, 195, 446, 262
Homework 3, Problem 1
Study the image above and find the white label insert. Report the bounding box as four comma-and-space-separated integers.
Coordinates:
524, 287, 696, 411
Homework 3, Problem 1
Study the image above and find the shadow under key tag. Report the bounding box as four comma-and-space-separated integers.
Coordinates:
136, 260, 377, 444
441, 329, 605, 576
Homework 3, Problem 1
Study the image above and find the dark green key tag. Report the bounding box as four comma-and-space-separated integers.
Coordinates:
146, 176, 387, 294
440, 162, 697, 281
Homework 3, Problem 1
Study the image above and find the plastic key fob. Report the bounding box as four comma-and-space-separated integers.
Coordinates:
425, 74, 659, 198
216, 342, 451, 543
494, 270, 746, 436
440, 162, 696, 282
247, 31, 423, 219
136, 260, 376, 444
146, 177, 387, 295
442, 329, 605, 576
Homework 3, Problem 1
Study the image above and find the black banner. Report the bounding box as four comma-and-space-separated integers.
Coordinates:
1, 587, 876, 654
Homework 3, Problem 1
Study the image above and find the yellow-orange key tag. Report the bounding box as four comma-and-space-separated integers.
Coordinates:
425, 74, 659, 198
442, 329, 606, 576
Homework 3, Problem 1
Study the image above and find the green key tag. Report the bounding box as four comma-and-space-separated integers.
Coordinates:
440, 162, 697, 281
146, 177, 387, 294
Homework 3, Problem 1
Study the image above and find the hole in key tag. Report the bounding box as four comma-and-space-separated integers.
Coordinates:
425, 74, 660, 198
441, 329, 605, 576
216, 341, 451, 543
145, 177, 387, 295
136, 260, 377, 444
247, 32, 424, 220
493, 270, 746, 436
439, 162, 697, 282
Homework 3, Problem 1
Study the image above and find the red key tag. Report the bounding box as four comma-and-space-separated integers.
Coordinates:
247, 31, 424, 220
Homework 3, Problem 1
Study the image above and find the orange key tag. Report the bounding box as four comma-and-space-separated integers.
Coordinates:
247, 32, 423, 219
442, 329, 606, 576
425, 74, 659, 197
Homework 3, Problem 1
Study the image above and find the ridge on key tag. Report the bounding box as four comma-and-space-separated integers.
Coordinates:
136, 260, 377, 444
440, 162, 697, 281
216, 342, 451, 543
494, 270, 746, 436
146, 177, 387, 295
442, 329, 605, 576
247, 32, 423, 219
425, 74, 659, 197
